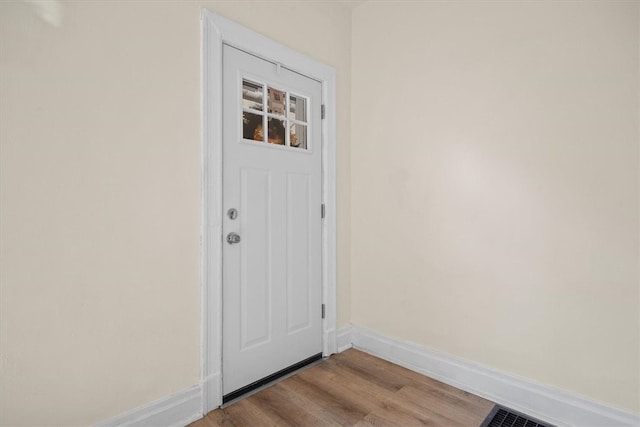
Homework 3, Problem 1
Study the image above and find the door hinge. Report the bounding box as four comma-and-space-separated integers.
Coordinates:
321, 104, 325, 120
321, 304, 325, 319
321, 203, 325, 219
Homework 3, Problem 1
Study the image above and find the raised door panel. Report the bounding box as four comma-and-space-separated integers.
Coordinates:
239, 167, 272, 350
286, 172, 312, 334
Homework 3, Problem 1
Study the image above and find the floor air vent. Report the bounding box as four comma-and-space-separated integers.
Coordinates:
480, 405, 555, 427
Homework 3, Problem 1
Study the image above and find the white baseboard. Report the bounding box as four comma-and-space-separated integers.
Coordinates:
94, 385, 203, 427
201, 372, 222, 414
323, 327, 337, 356
336, 325, 353, 353
95, 325, 639, 427
351, 325, 639, 427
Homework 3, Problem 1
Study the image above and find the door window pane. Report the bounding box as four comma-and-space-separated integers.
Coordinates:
267, 118, 286, 145
267, 86, 286, 116
243, 80, 263, 111
243, 112, 264, 142
289, 95, 307, 123
289, 123, 307, 149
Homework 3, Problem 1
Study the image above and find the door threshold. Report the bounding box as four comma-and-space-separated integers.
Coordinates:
222, 352, 324, 406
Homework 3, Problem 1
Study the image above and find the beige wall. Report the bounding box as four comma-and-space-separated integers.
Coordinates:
351, 0, 639, 414
0, 1, 351, 425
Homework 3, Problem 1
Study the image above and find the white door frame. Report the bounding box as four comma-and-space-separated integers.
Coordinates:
200, 10, 337, 413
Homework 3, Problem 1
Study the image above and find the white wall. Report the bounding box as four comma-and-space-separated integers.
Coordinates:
351, 0, 639, 414
0, 1, 351, 425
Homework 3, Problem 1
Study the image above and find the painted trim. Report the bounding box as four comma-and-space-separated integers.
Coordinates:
201, 10, 338, 414
94, 386, 202, 427
350, 326, 640, 427
336, 325, 353, 353
94, 324, 638, 427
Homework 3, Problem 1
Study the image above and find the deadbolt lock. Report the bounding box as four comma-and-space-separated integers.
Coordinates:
226, 232, 241, 244
227, 208, 238, 220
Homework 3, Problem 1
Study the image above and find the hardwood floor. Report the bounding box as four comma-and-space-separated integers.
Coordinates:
189, 349, 495, 426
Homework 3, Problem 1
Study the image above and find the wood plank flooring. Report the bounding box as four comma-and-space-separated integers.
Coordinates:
189, 349, 495, 426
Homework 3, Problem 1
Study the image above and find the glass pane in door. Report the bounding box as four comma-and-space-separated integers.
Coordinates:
243, 112, 264, 142
289, 95, 307, 122
289, 123, 307, 149
243, 80, 263, 111
267, 118, 286, 145
267, 86, 286, 116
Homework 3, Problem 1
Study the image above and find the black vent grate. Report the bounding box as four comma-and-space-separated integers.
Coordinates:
480, 406, 555, 427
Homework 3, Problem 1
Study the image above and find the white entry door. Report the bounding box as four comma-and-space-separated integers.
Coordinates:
222, 45, 323, 398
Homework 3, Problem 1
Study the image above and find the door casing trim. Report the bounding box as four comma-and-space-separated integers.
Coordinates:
201, 10, 338, 413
